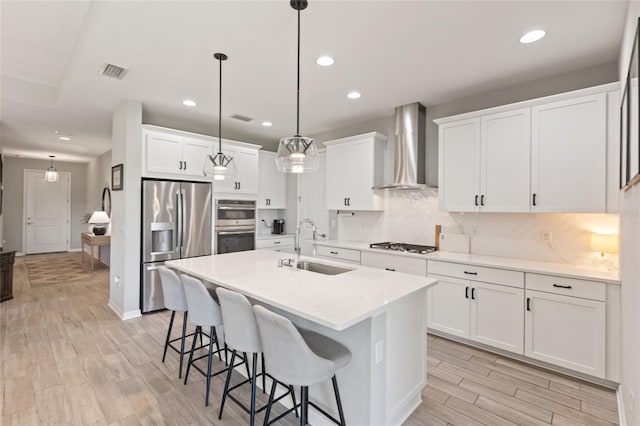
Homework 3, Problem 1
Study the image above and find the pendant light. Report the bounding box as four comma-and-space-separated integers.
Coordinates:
203, 52, 236, 181
45, 155, 59, 182
276, 0, 319, 174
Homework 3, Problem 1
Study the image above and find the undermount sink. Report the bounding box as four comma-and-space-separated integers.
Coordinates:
296, 261, 353, 275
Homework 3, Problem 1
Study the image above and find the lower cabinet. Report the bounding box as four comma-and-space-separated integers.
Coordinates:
315, 245, 361, 265
256, 236, 295, 253
360, 251, 426, 275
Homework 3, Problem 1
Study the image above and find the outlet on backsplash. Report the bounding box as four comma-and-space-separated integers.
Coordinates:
541, 231, 553, 244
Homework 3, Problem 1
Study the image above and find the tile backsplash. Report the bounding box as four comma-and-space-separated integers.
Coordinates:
335, 189, 619, 267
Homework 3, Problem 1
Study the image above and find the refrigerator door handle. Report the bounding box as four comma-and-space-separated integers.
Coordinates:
176, 191, 182, 252
145, 265, 161, 271
180, 189, 186, 250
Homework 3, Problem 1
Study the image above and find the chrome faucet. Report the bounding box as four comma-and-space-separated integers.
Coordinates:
295, 218, 317, 257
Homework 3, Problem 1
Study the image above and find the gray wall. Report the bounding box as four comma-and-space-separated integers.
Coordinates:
311, 61, 618, 187
3, 157, 88, 253
85, 150, 112, 213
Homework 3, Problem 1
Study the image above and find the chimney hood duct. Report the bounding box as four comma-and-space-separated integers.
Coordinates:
373, 102, 427, 190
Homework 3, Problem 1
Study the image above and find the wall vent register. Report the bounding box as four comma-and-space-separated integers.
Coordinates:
369, 242, 437, 255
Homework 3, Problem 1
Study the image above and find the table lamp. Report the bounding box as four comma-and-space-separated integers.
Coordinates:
89, 211, 110, 236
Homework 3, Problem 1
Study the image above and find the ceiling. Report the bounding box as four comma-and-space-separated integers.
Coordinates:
0, 1, 627, 162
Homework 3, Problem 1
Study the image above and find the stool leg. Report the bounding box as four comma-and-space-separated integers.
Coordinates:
300, 386, 308, 426
250, 353, 258, 426
263, 380, 277, 426
162, 310, 176, 363
178, 311, 187, 378
332, 375, 346, 426
261, 354, 266, 393
184, 326, 199, 385
205, 326, 214, 406
212, 326, 222, 362
243, 352, 251, 381
289, 385, 299, 417
218, 349, 237, 420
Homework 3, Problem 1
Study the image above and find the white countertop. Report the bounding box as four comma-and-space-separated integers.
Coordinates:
256, 234, 294, 240
313, 240, 620, 284
166, 250, 437, 331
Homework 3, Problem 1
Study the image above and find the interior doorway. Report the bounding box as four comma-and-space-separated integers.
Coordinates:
23, 169, 71, 254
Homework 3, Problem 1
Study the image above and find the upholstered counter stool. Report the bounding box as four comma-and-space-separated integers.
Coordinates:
182, 275, 243, 406
157, 266, 195, 379
254, 305, 351, 426
216, 288, 298, 426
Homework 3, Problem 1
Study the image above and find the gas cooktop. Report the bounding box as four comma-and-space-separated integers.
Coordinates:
369, 242, 437, 255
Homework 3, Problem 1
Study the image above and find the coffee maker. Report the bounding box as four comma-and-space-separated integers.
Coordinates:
272, 219, 285, 235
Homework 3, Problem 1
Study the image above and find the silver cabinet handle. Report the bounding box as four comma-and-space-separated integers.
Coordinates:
330, 251, 339, 255
217, 230, 253, 235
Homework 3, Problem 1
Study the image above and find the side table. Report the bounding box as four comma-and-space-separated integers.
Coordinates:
81, 233, 111, 271
1, 251, 16, 302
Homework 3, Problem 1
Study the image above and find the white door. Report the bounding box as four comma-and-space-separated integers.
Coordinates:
470, 282, 524, 354
426, 275, 471, 338
439, 118, 481, 212
525, 290, 606, 378
346, 139, 376, 210
182, 138, 212, 177
24, 170, 70, 254
326, 142, 351, 210
235, 149, 259, 194
258, 152, 287, 209
144, 132, 182, 175
480, 108, 531, 212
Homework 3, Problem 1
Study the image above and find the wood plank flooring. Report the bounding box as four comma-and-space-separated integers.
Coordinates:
1, 253, 620, 425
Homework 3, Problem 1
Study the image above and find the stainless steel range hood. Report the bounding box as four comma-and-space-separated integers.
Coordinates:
373, 102, 427, 190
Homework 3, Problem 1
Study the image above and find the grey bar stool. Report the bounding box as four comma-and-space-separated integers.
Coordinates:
157, 266, 194, 379
254, 305, 351, 426
216, 288, 298, 426
182, 275, 243, 406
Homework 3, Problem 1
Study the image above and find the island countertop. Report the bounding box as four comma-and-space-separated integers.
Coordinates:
166, 249, 436, 331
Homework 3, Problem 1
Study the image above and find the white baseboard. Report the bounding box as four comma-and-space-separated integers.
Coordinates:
68, 248, 81, 252
617, 386, 627, 426
16, 252, 25, 257
107, 300, 142, 321
107, 300, 124, 318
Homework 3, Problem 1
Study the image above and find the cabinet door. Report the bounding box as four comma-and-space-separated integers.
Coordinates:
531, 94, 606, 212
145, 132, 182, 175
525, 290, 605, 378
235, 148, 259, 194
360, 251, 426, 276
426, 275, 470, 338
470, 282, 524, 354
439, 118, 481, 211
481, 109, 531, 212
326, 142, 352, 209
345, 139, 375, 210
258, 153, 286, 209
182, 138, 212, 177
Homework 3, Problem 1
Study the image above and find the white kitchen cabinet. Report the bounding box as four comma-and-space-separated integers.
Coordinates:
212, 141, 259, 195
258, 151, 287, 209
143, 128, 212, 179
531, 93, 607, 212
360, 251, 426, 276
315, 245, 361, 265
525, 289, 605, 378
427, 260, 525, 355
256, 236, 295, 252
325, 132, 386, 211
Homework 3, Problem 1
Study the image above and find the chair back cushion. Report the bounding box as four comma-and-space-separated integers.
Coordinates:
181, 275, 222, 327
216, 288, 262, 353
157, 267, 187, 312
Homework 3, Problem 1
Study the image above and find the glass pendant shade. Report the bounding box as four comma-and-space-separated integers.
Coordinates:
276, 135, 319, 173
203, 151, 236, 181
45, 155, 59, 182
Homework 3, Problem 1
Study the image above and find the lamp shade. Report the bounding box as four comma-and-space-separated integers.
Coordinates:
590, 233, 618, 255
276, 136, 319, 173
88, 211, 110, 224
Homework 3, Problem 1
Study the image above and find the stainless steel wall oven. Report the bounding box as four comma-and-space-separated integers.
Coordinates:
214, 199, 256, 254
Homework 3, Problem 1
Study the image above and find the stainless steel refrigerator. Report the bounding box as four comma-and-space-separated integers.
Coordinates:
141, 179, 212, 313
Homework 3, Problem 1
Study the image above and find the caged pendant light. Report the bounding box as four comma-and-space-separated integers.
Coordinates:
203, 53, 237, 181
45, 155, 59, 182
276, 0, 319, 174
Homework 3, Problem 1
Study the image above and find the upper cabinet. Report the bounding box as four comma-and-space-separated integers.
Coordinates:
325, 132, 386, 211
212, 141, 260, 195
257, 151, 287, 209
143, 128, 212, 179
436, 83, 619, 213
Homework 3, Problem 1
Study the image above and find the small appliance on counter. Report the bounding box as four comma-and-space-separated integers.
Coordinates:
272, 219, 285, 235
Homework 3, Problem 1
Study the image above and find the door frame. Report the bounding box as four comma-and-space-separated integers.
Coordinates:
22, 169, 71, 254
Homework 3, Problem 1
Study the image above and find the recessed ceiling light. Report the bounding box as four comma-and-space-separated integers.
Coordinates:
55, 131, 72, 140
347, 91, 361, 99
58, 136, 71, 141
182, 99, 197, 107
262, 121, 273, 127
520, 29, 546, 44
316, 56, 335, 66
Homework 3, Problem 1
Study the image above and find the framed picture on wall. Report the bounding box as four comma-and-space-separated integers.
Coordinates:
112, 164, 124, 191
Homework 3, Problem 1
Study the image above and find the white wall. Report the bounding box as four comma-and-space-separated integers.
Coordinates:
618, 2, 640, 424
85, 150, 112, 265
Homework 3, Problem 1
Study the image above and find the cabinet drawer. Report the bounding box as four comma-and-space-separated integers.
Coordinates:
256, 237, 294, 250
316, 245, 361, 263
428, 260, 524, 288
361, 251, 426, 276
526, 273, 605, 301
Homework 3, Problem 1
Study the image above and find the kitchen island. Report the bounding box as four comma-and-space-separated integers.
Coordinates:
167, 249, 437, 426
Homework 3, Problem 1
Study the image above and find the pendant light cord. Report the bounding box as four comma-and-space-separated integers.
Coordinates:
296, 8, 301, 136
218, 56, 222, 153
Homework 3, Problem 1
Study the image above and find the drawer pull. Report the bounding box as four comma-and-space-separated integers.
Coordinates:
385, 267, 396, 272
273, 241, 281, 244
465, 286, 469, 299
463, 271, 478, 275
330, 251, 339, 255
526, 297, 531, 311
471, 288, 476, 300
553, 284, 572, 289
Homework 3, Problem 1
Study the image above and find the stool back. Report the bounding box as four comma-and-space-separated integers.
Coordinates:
157, 266, 187, 312
216, 288, 261, 353
253, 305, 334, 386
181, 275, 222, 327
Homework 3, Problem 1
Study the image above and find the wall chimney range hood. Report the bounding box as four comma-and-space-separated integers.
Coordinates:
373, 102, 427, 190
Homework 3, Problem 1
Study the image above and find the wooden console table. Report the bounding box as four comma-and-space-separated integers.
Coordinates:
1, 251, 16, 302
81, 233, 110, 271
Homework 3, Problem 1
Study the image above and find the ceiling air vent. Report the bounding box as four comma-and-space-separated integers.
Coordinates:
100, 63, 128, 80
229, 114, 253, 122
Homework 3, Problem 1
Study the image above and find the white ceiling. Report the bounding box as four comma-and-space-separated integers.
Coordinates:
0, 0, 627, 162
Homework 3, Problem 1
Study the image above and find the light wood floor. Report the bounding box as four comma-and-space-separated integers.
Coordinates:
1, 253, 619, 426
